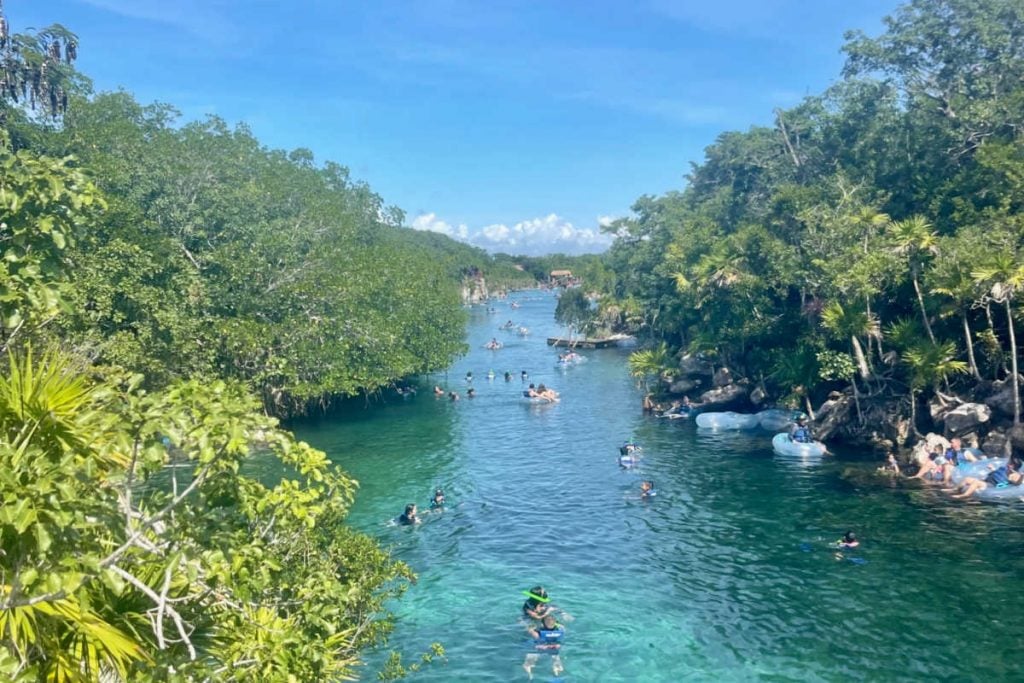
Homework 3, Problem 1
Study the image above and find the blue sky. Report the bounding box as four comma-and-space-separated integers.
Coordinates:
18, 0, 901, 255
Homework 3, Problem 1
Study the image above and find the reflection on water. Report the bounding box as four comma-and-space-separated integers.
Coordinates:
292, 292, 1024, 681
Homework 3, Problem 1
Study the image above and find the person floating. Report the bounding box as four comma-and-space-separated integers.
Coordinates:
790, 416, 812, 443
504, 371, 513, 382
449, 391, 460, 401
521, 370, 529, 381
535, 384, 559, 402
835, 531, 859, 549
465, 371, 473, 382
397, 503, 420, 525
467, 388, 476, 398
523, 614, 565, 680
948, 465, 1023, 499
641, 480, 657, 499
433, 385, 445, 396
429, 489, 446, 510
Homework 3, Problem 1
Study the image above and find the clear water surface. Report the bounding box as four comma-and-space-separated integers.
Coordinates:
291, 293, 1024, 682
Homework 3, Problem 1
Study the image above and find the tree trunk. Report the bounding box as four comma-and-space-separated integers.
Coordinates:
985, 302, 1007, 377
912, 274, 936, 343
804, 394, 816, 420
909, 390, 922, 440
851, 376, 864, 425
1005, 298, 1020, 426
962, 311, 981, 381
850, 335, 871, 380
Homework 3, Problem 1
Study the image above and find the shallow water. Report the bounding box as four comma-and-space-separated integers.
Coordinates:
291, 293, 1024, 682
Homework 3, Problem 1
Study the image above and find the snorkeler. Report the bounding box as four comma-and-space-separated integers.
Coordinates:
397, 503, 420, 525
522, 586, 552, 621
523, 614, 565, 680
835, 531, 859, 549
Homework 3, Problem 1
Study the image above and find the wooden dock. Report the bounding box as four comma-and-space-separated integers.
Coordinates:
546, 336, 626, 349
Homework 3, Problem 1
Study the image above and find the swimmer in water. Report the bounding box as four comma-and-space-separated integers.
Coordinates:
523, 614, 564, 680
429, 489, 446, 510
448, 391, 459, 401
640, 480, 656, 499
397, 503, 420, 525
433, 385, 445, 396
522, 586, 552, 621
467, 388, 476, 398
504, 371, 513, 382
835, 530, 859, 549
521, 370, 528, 381
465, 371, 473, 382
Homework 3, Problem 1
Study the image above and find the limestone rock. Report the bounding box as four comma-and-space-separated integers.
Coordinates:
982, 429, 1011, 458
677, 354, 713, 378
911, 433, 949, 465
712, 367, 733, 388
983, 377, 1021, 418
669, 378, 701, 394
698, 384, 748, 410
944, 403, 991, 435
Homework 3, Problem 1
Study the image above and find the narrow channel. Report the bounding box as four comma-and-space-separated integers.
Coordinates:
294, 293, 1024, 681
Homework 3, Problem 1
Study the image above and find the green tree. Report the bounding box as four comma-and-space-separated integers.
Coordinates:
554, 288, 594, 341
973, 251, 1024, 425
887, 215, 939, 343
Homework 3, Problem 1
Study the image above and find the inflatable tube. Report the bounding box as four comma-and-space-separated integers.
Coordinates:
757, 409, 796, 432
772, 432, 827, 457
695, 411, 760, 430
975, 479, 1024, 501
948, 455, 1004, 485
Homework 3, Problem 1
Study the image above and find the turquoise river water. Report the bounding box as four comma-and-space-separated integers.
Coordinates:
292, 293, 1024, 682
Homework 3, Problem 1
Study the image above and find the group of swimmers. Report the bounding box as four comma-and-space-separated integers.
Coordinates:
905, 436, 1024, 499
396, 489, 447, 525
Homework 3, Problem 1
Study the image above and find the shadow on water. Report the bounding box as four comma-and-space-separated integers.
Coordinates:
290, 292, 1024, 682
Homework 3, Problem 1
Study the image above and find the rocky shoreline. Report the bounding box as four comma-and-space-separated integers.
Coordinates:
650, 354, 1024, 465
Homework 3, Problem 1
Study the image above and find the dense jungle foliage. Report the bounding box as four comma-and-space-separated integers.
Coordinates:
601, 0, 1024, 429
0, 6, 514, 681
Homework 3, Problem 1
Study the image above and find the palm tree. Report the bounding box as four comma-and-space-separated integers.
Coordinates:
0, 347, 147, 680
888, 215, 938, 343
628, 344, 672, 395
819, 301, 877, 380
929, 256, 983, 380
902, 341, 969, 438
972, 253, 1024, 426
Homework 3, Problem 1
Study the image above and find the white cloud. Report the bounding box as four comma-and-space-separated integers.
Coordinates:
410, 212, 469, 240
411, 212, 613, 256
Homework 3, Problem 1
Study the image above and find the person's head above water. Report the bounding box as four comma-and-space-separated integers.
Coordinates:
433, 489, 444, 501
523, 586, 549, 605
541, 614, 558, 630
404, 503, 416, 517
843, 530, 856, 543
